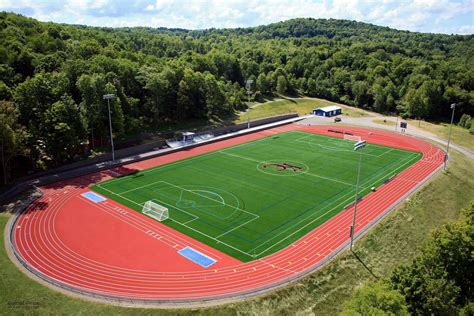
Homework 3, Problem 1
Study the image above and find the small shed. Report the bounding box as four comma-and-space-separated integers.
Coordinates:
313, 105, 342, 117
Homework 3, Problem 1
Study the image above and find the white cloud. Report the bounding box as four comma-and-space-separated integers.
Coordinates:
0, 0, 472, 34
154, 0, 175, 10
455, 24, 474, 34
64, 0, 110, 14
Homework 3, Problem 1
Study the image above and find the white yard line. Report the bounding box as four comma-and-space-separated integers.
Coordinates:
215, 215, 260, 239
118, 180, 167, 195
377, 148, 394, 158
218, 150, 262, 163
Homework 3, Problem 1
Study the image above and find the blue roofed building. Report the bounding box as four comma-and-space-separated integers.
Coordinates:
313, 105, 342, 117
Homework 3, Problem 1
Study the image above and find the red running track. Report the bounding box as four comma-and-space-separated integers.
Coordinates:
10, 125, 445, 304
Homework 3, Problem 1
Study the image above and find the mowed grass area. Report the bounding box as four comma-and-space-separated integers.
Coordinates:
234, 97, 370, 123
92, 131, 420, 262
372, 117, 474, 152
372, 119, 396, 126
407, 118, 474, 152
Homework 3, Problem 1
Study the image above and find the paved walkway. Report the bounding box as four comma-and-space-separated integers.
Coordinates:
298, 114, 474, 160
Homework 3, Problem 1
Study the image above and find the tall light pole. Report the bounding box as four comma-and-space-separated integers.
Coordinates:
246, 79, 254, 129
444, 103, 456, 170
350, 140, 366, 251
103, 94, 116, 162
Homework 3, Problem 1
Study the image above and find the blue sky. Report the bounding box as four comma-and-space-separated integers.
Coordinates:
1, 0, 473, 34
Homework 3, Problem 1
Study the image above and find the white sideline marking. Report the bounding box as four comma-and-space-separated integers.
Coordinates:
377, 148, 394, 157
215, 215, 259, 239
183, 218, 198, 225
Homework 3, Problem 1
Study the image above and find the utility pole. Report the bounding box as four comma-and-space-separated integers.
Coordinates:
103, 94, 116, 162
350, 140, 366, 251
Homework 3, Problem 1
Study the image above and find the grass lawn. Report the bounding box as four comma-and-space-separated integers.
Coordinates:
372, 116, 474, 152
372, 119, 396, 126
407, 119, 474, 152
234, 97, 370, 123
0, 148, 472, 314
92, 131, 420, 261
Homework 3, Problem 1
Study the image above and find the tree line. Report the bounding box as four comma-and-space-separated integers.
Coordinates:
0, 12, 473, 183
341, 201, 473, 315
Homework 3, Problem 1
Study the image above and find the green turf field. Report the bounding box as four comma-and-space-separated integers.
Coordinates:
92, 131, 422, 262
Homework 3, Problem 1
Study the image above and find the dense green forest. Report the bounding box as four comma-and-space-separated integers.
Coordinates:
0, 12, 473, 183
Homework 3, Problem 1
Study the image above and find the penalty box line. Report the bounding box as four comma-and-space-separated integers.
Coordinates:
293, 131, 410, 159
120, 179, 262, 253
159, 181, 259, 219
118, 179, 257, 219
95, 183, 255, 257
145, 196, 258, 255
294, 137, 382, 157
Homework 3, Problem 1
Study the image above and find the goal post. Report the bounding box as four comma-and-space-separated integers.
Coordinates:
344, 134, 362, 142
142, 201, 169, 221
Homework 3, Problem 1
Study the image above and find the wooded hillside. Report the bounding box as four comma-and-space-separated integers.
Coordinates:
0, 12, 473, 182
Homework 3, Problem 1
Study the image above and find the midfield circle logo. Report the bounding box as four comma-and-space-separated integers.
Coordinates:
257, 160, 309, 176
262, 162, 303, 172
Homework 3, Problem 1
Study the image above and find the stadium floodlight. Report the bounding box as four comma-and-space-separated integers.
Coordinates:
103, 94, 116, 162
350, 139, 366, 251
246, 79, 254, 129
444, 103, 456, 171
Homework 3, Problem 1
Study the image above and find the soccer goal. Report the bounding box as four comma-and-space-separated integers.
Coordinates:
344, 134, 362, 142
142, 201, 169, 221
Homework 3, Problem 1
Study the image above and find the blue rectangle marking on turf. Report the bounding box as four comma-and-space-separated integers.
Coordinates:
81, 192, 106, 203
178, 247, 217, 268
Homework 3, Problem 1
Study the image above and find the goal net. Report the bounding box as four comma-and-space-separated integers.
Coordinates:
344, 134, 362, 142
142, 201, 169, 221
